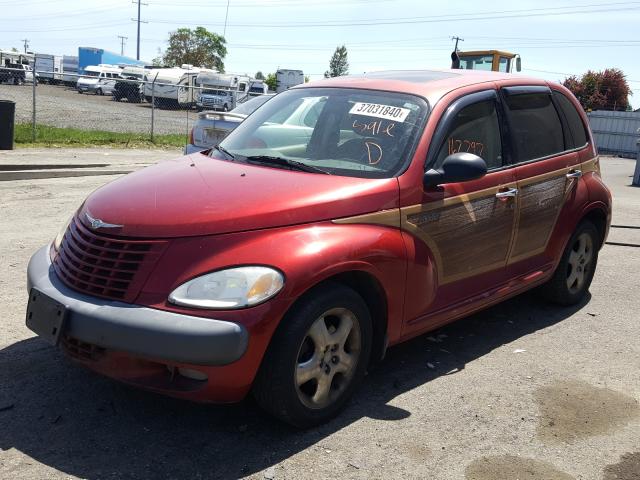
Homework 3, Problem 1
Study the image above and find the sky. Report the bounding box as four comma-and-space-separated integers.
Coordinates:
2, 0, 639, 107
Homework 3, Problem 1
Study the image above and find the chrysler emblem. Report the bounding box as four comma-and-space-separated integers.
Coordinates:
85, 212, 123, 230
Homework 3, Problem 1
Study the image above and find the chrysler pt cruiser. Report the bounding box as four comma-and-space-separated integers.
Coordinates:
26, 70, 611, 427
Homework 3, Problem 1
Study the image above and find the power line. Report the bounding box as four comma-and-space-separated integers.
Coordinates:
0, 5, 123, 21
2, 20, 132, 33
151, 0, 390, 6
144, 2, 640, 28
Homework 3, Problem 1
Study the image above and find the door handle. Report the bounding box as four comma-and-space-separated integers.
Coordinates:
566, 169, 583, 179
495, 188, 518, 199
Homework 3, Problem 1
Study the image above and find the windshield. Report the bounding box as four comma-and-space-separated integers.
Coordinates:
214, 88, 428, 178
203, 89, 228, 96
458, 55, 495, 71
83, 71, 99, 77
231, 95, 273, 115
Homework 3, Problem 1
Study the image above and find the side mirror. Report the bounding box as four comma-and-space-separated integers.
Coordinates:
515, 56, 522, 72
424, 152, 487, 188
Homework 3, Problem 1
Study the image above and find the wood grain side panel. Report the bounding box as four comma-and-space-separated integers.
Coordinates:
510, 174, 567, 259
405, 193, 515, 283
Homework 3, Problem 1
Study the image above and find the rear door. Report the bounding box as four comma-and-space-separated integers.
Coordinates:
500, 86, 581, 269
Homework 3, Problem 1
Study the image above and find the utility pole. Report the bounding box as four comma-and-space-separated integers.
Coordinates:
451, 36, 464, 52
131, 0, 148, 60
223, 0, 230, 38
118, 36, 128, 56
21, 38, 29, 53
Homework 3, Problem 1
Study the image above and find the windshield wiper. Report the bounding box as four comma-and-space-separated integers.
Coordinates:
213, 144, 235, 160
242, 155, 331, 175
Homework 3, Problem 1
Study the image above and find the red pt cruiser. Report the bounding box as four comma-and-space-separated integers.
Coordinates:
26, 70, 612, 427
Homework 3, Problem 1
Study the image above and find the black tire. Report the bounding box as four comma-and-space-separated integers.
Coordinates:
96, 88, 103, 96
538, 221, 600, 306
253, 283, 372, 428
223, 104, 229, 112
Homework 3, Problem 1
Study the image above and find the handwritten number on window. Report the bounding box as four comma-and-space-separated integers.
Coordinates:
448, 138, 484, 157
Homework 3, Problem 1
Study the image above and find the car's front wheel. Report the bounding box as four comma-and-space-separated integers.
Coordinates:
539, 220, 600, 305
253, 283, 372, 427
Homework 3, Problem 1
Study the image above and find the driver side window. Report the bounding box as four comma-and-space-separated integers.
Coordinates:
434, 99, 503, 170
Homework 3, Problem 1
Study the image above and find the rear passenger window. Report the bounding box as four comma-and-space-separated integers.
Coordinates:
504, 93, 564, 162
434, 100, 503, 170
553, 91, 588, 148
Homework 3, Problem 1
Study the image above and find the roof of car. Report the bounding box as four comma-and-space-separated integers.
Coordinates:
302, 69, 550, 104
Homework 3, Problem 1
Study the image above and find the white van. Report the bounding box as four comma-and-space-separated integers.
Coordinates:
77, 64, 122, 95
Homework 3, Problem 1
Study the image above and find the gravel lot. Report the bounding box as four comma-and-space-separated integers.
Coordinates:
0, 83, 195, 135
0, 152, 638, 480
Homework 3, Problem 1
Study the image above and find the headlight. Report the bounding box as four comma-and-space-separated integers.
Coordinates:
168, 266, 284, 310
53, 216, 73, 251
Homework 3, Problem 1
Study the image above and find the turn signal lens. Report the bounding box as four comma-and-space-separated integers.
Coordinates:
53, 216, 73, 251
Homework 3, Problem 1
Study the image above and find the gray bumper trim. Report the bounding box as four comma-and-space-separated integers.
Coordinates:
27, 245, 249, 366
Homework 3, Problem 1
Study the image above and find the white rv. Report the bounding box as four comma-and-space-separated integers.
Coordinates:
143, 65, 215, 108
77, 64, 122, 95
62, 55, 78, 86
0, 49, 34, 67
195, 71, 251, 111
34, 54, 63, 84
276, 69, 304, 93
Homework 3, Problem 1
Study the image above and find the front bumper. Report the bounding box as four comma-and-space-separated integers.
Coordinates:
26, 245, 249, 366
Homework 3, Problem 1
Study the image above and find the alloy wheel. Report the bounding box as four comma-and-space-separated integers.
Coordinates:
566, 232, 593, 294
295, 308, 361, 410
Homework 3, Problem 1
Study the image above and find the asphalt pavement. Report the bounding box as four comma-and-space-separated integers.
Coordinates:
0, 151, 638, 480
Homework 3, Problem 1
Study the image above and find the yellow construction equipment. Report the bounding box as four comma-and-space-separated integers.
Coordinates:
451, 50, 521, 73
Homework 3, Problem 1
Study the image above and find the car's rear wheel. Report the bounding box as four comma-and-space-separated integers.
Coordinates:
539, 221, 599, 305
253, 283, 372, 427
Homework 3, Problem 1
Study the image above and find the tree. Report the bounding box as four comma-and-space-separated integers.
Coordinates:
563, 69, 631, 111
255, 71, 264, 80
324, 45, 349, 78
304, 75, 310, 83
11, 47, 18, 52
163, 27, 227, 72
265, 73, 277, 91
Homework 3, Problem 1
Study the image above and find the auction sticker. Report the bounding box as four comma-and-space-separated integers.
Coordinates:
349, 102, 411, 122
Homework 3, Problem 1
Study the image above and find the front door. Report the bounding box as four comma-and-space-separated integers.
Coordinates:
402, 90, 518, 333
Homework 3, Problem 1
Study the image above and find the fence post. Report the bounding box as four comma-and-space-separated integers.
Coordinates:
32, 71, 36, 142
633, 128, 640, 187
151, 73, 158, 142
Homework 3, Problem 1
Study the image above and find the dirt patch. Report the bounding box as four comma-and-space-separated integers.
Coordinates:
535, 380, 639, 444
465, 455, 574, 480
602, 452, 640, 480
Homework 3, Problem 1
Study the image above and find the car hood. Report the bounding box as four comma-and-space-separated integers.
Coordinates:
79, 153, 399, 238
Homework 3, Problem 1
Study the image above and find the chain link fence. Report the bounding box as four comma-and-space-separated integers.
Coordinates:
0, 67, 215, 148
